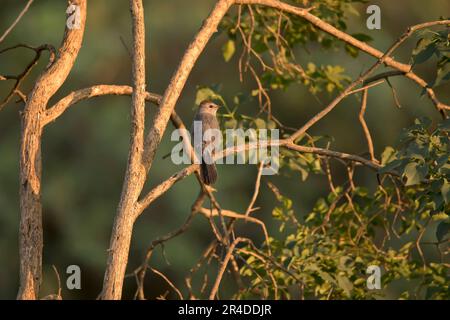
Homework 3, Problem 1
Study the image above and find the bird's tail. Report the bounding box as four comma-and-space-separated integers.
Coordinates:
200, 162, 217, 185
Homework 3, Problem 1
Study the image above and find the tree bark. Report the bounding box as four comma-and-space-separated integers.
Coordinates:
100, 0, 147, 300
100, 0, 233, 299
17, 0, 87, 300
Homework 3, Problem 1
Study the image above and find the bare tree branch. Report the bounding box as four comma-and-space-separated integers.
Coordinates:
133, 191, 206, 300
287, 19, 450, 142
141, 0, 233, 171
244, 161, 264, 216
358, 89, 377, 163
0, 44, 56, 111
209, 237, 249, 300
363, 71, 405, 85
43, 85, 160, 124
0, 0, 34, 43
134, 138, 382, 222
150, 267, 184, 300
236, 0, 449, 113
136, 165, 199, 215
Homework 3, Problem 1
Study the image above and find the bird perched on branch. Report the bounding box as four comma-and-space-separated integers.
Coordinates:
191, 100, 221, 185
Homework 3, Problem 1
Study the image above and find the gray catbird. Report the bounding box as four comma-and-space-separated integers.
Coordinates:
191, 100, 221, 185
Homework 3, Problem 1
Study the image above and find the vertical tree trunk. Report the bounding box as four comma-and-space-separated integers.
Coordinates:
100, 0, 232, 299
100, 0, 147, 300
17, 0, 87, 299
17, 109, 44, 299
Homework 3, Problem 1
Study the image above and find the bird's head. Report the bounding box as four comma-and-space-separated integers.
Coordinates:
198, 100, 220, 116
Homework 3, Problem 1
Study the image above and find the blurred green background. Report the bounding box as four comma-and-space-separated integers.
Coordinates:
0, 0, 449, 299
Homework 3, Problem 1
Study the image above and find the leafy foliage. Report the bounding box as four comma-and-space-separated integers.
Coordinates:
380, 118, 449, 215
235, 118, 449, 300
219, 0, 367, 96
411, 27, 450, 87
192, 3, 450, 301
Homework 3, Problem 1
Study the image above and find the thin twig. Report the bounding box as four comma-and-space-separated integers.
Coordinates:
0, 0, 34, 43
209, 237, 249, 300
150, 267, 184, 300
0, 44, 56, 111
244, 161, 265, 216
358, 89, 377, 163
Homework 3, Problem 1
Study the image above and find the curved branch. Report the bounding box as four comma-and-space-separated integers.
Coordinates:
287, 20, 450, 142
237, 0, 449, 74
244, 161, 264, 216
136, 138, 382, 217
198, 207, 270, 254
133, 191, 206, 300
43, 84, 190, 136
149, 268, 184, 300
209, 237, 249, 300
363, 71, 406, 85
141, 0, 233, 171
358, 89, 377, 163
237, 0, 449, 112
283, 142, 382, 170
43, 85, 160, 124
17, 0, 87, 300
236, 0, 413, 71
136, 164, 198, 215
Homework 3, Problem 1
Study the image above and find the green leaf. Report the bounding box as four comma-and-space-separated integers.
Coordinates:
381, 146, 397, 165
344, 34, 372, 58
283, 256, 293, 269
195, 87, 227, 110
254, 118, 266, 129
195, 87, 217, 105
432, 212, 449, 221
345, 44, 359, 58
224, 118, 238, 129
289, 159, 309, 181
337, 275, 353, 296
338, 256, 353, 271
438, 118, 450, 131
434, 62, 450, 87
307, 63, 316, 73
379, 159, 403, 174
344, 3, 360, 17
222, 39, 235, 62
272, 207, 283, 219
436, 221, 450, 242
415, 116, 432, 129
403, 162, 426, 186
326, 82, 336, 92
441, 180, 450, 204
351, 33, 373, 43
267, 120, 277, 130
412, 38, 436, 65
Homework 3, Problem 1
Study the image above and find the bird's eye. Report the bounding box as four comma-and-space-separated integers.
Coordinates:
209, 105, 213, 108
